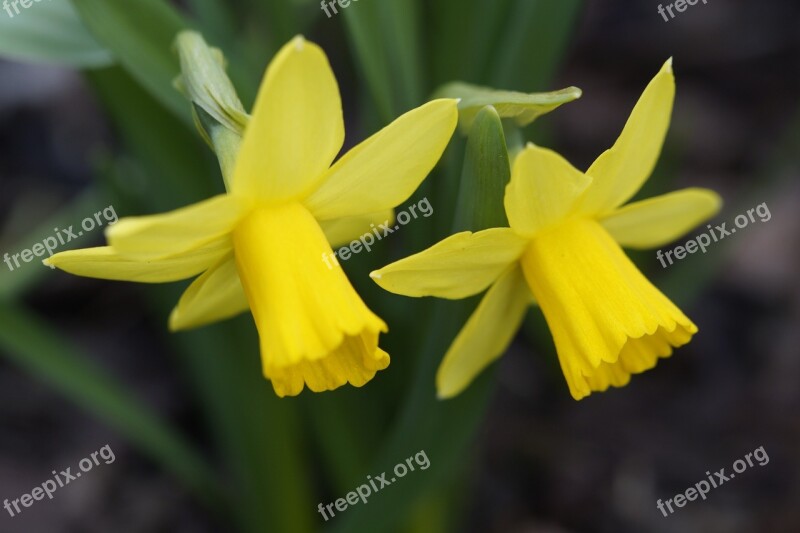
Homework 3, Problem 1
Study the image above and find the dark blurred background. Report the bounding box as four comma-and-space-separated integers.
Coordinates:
0, 1, 798, 532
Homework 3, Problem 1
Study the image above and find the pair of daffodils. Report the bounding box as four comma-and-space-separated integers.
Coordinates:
48, 38, 720, 400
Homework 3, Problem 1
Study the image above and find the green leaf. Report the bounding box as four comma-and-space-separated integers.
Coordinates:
71, 0, 191, 122
0, 302, 224, 509
0, 0, 112, 67
425, 0, 515, 86
435, 82, 581, 133
168, 318, 315, 533
186, 0, 237, 46
86, 66, 221, 207
490, 0, 584, 90
343, 0, 424, 121
452, 105, 512, 232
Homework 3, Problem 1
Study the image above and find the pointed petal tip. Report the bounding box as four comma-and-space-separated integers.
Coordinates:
369, 271, 382, 280
292, 35, 306, 51
41, 256, 60, 270
433, 97, 461, 110
707, 190, 723, 212
167, 308, 181, 332
435, 381, 456, 400
687, 187, 724, 215
436, 383, 463, 400
664, 57, 674, 74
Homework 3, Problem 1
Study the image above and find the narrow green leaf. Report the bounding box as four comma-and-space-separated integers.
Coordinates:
241, 0, 302, 50
71, 0, 191, 122
452, 106, 511, 232
0, 302, 224, 509
490, 0, 584, 90
381, 0, 424, 107
0, 0, 112, 67
186, 0, 237, 46
436, 82, 581, 133
86, 66, 221, 207
343, 0, 424, 121
302, 390, 382, 496
168, 317, 316, 533
425, 0, 514, 86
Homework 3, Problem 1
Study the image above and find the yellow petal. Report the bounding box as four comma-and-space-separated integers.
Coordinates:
520, 216, 696, 400
320, 209, 395, 248
303, 99, 458, 221
600, 188, 722, 249
436, 265, 532, 399
579, 59, 676, 215
44, 239, 230, 283
169, 252, 249, 331
370, 228, 528, 299
232, 36, 344, 201
106, 194, 247, 259
504, 144, 592, 237
232, 202, 388, 396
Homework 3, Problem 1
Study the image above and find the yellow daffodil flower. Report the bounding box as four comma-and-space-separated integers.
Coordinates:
371, 59, 721, 400
45, 36, 459, 397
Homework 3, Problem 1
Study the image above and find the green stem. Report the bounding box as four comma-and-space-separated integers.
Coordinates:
209, 122, 242, 191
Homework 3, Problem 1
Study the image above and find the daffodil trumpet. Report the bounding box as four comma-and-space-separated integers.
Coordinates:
46, 35, 459, 397
372, 59, 722, 400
